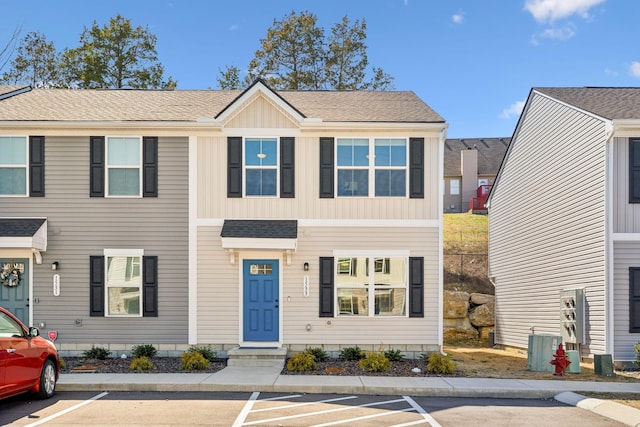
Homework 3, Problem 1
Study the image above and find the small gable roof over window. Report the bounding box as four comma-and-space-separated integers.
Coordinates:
0, 218, 47, 250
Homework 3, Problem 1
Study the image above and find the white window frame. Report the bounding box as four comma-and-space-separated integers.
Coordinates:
0, 135, 28, 197
103, 248, 144, 317
243, 136, 279, 197
333, 250, 410, 317
105, 136, 143, 198
450, 179, 460, 195
335, 137, 408, 198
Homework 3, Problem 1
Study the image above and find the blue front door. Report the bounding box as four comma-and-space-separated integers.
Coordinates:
243, 260, 279, 342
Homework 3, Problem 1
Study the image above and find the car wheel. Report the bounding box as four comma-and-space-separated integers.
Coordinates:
36, 359, 57, 399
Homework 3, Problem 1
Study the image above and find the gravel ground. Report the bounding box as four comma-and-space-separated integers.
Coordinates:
62, 357, 435, 376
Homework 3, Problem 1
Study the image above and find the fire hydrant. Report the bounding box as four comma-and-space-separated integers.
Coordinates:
550, 343, 571, 376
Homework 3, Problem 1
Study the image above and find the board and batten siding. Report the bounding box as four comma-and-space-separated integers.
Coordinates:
613, 136, 640, 232
489, 92, 608, 355
613, 241, 640, 361
3, 135, 189, 343
196, 224, 439, 349
196, 133, 441, 221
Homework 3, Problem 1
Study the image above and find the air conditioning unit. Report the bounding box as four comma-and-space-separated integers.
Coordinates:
527, 334, 562, 372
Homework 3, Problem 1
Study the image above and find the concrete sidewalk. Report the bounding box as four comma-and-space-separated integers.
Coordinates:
58, 366, 640, 426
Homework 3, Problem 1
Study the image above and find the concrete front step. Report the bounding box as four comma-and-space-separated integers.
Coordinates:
226, 346, 287, 368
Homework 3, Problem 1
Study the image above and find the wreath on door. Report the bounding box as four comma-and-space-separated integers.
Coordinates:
1, 262, 22, 288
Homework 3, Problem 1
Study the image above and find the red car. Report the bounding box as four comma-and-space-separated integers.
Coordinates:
0, 307, 60, 400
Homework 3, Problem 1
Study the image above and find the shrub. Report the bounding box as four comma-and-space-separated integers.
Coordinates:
426, 353, 456, 375
384, 349, 405, 362
635, 342, 640, 367
339, 346, 364, 361
181, 351, 209, 370
82, 346, 110, 360
132, 344, 157, 359
130, 356, 154, 372
358, 352, 391, 372
187, 345, 217, 362
305, 347, 328, 362
287, 352, 317, 372
58, 356, 66, 369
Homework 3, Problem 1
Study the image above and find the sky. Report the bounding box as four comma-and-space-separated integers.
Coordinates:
0, 0, 638, 138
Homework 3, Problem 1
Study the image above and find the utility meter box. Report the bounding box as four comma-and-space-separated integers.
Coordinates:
560, 288, 585, 344
527, 334, 562, 372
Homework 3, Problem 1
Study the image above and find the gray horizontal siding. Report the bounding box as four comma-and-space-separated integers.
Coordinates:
613, 137, 640, 232
4, 135, 189, 344
613, 242, 640, 361
489, 92, 608, 355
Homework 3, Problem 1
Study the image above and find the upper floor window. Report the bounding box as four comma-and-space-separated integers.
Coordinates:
245, 137, 278, 196
336, 138, 407, 197
107, 137, 141, 197
0, 136, 27, 196
450, 179, 460, 195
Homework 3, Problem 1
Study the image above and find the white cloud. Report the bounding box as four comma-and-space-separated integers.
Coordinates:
452, 13, 464, 24
229, 24, 240, 31
524, 0, 605, 23
500, 101, 526, 119
539, 24, 576, 40
630, 62, 640, 78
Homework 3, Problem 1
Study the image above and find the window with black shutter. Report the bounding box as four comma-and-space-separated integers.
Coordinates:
29, 136, 45, 197
630, 267, 640, 332
319, 257, 334, 317
630, 138, 640, 203
319, 137, 335, 198
408, 257, 424, 317
409, 138, 424, 199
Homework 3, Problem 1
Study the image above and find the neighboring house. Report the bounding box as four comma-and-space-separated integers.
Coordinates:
443, 138, 509, 213
487, 87, 640, 365
0, 80, 447, 358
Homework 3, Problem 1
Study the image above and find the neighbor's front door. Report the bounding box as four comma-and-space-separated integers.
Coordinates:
0, 258, 29, 325
243, 260, 279, 342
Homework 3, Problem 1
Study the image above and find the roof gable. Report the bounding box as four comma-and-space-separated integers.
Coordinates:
535, 87, 640, 120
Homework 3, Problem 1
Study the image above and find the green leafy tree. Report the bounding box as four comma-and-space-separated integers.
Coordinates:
247, 10, 325, 90
219, 11, 393, 91
61, 13, 176, 89
0, 32, 60, 86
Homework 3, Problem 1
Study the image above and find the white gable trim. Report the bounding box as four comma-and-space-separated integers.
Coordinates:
213, 80, 307, 125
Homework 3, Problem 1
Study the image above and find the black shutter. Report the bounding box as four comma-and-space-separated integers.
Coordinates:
227, 136, 242, 198
319, 257, 334, 317
143, 137, 158, 197
409, 137, 424, 199
90, 136, 105, 197
280, 137, 295, 198
29, 136, 45, 197
630, 138, 640, 203
90, 256, 105, 316
143, 256, 158, 317
408, 257, 424, 317
319, 137, 334, 198
630, 268, 640, 332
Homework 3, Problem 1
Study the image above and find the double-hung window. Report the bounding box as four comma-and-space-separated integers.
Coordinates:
336, 138, 407, 197
107, 137, 142, 196
105, 249, 143, 316
336, 255, 408, 317
0, 136, 27, 196
245, 137, 278, 196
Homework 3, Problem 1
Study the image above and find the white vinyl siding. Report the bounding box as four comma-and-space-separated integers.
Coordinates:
613, 137, 640, 232
6, 135, 189, 343
489, 92, 608, 355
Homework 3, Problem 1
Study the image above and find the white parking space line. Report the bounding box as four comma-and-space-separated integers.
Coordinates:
259, 394, 303, 401
398, 396, 441, 427
242, 397, 407, 426
232, 391, 260, 427
250, 395, 358, 413
24, 391, 109, 427
311, 407, 419, 427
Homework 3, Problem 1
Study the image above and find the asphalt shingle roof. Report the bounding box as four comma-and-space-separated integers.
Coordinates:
535, 87, 640, 120
444, 137, 510, 176
221, 220, 298, 239
0, 86, 444, 123
0, 218, 46, 237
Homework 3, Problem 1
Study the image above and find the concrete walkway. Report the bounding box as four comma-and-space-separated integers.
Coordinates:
58, 367, 640, 426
